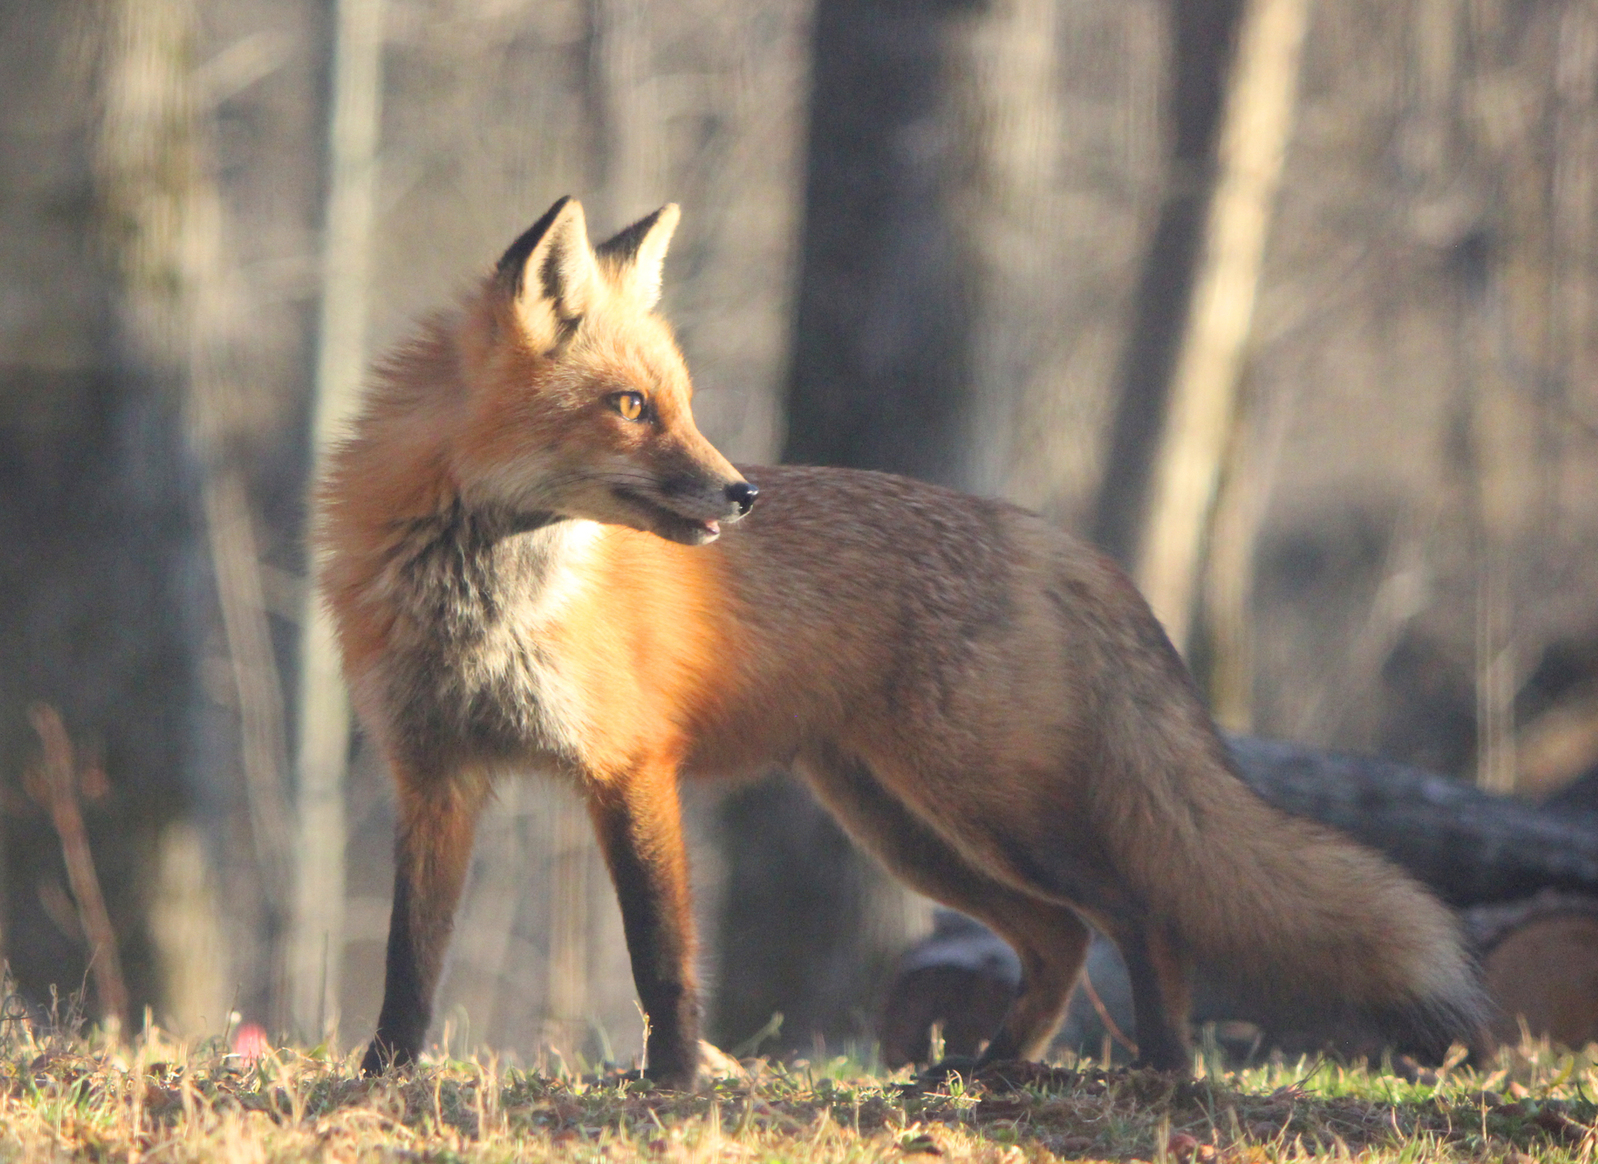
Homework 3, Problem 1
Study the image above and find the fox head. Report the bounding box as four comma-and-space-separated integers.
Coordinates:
453, 196, 755, 546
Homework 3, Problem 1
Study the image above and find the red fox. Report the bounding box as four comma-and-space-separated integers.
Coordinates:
319, 196, 1485, 1086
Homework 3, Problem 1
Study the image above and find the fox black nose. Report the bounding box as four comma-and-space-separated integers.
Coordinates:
725, 480, 758, 516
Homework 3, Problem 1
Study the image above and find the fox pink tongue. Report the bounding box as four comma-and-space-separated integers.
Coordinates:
701, 519, 720, 536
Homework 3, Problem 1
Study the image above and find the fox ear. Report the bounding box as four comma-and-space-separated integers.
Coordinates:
595, 203, 680, 311
496, 196, 602, 347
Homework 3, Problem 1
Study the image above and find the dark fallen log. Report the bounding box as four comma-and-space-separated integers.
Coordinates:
1544, 762, 1598, 815
1226, 736, 1598, 906
879, 736, 1598, 1067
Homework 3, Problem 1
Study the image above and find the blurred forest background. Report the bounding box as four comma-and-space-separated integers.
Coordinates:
2, 0, 1597, 1067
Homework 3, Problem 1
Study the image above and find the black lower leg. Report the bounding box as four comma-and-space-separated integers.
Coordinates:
1119, 927, 1192, 1072
364, 867, 429, 1073
362, 785, 483, 1077
588, 777, 700, 1088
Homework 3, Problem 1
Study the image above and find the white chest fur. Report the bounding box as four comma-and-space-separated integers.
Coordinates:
373, 511, 602, 771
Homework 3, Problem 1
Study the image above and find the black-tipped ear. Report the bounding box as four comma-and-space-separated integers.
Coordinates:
497, 196, 601, 347
595, 203, 680, 311
496, 196, 573, 296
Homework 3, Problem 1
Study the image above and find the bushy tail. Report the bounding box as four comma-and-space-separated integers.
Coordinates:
1102, 724, 1487, 1060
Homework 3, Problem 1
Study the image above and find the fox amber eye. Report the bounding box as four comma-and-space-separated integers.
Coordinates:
613, 391, 646, 421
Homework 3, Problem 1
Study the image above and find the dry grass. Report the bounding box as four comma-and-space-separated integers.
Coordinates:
2, 1015, 1596, 1163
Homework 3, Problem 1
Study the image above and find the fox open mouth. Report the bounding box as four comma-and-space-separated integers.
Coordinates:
612, 487, 722, 545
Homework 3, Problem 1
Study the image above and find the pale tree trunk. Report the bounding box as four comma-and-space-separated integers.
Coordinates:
1462, 0, 1559, 797
1133, 0, 1311, 653
1410, 0, 1520, 797
1404, 0, 1556, 797
1553, 3, 1598, 425
945, 0, 1062, 500
586, 0, 663, 225
542, 800, 596, 1060
1201, 403, 1278, 732
94, 0, 256, 1036
173, 16, 295, 1035
289, 0, 384, 1044
148, 824, 227, 1037
1091, 0, 1246, 565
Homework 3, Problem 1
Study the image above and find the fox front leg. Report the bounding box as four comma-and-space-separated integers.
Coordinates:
587, 764, 701, 1089
362, 773, 488, 1075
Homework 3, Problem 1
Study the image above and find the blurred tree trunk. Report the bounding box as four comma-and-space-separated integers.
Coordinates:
289, 0, 384, 1046
711, 0, 966, 1055
1091, 0, 1246, 566
3, 0, 340, 1040
97, 0, 276, 1036
779, 0, 978, 485
1134, 0, 1310, 654
0, 0, 211, 1029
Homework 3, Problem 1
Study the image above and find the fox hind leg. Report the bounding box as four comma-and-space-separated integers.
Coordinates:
977, 916, 1092, 1062
797, 745, 1091, 1065
1113, 923, 1193, 1072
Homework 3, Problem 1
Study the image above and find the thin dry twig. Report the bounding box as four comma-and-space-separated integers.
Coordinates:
1077, 968, 1138, 1059
26, 703, 128, 1033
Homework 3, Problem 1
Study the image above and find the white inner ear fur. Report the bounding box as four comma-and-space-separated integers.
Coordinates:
616, 203, 680, 311
515, 200, 602, 344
